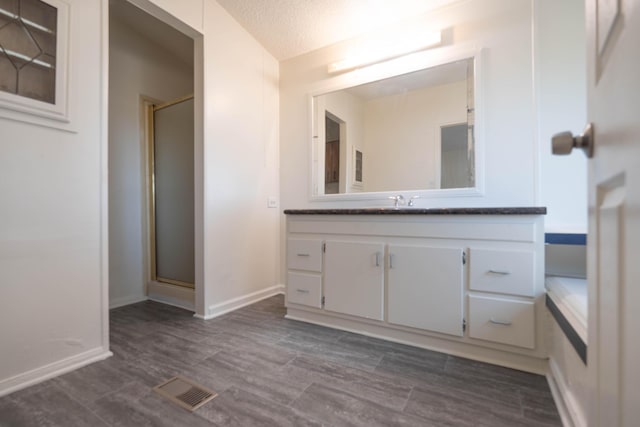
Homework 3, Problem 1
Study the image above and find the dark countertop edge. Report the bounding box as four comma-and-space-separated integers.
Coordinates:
283, 207, 547, 215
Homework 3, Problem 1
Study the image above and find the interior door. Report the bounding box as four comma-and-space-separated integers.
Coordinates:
585, 0, 640, 424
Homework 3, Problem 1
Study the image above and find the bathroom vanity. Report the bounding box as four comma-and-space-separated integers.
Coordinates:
284, 207, 548, 373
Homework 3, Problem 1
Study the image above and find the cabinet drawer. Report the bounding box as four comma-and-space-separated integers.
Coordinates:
287, 239, 323, 272
287, 272, 322, 308
468, 294, 535, 349
469, 248, 535, 296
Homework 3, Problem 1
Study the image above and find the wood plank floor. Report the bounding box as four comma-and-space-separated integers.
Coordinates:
0, 295, 562, 426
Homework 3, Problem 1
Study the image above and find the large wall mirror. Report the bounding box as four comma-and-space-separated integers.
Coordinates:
311, 51, 481, 200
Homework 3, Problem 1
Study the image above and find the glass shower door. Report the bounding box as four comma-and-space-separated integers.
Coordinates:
151, 95, 194, 288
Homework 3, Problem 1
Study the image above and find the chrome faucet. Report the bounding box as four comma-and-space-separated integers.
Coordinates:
408, 195, 420, 207
389, 194, 405, 208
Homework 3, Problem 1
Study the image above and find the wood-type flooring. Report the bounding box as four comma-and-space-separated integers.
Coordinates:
0, 295, 562, 426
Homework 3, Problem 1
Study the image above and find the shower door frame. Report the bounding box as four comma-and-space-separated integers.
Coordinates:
146, 94, 195, 290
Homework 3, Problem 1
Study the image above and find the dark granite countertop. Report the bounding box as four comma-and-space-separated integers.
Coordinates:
284, 207, 547, 215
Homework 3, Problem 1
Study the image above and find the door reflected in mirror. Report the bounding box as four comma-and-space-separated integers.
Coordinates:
440, 122, 474, 189
312, 57, 476, 196
324, 113, 341, 194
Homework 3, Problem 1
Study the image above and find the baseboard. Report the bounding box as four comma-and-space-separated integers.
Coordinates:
286, 308, 548, 375
109, 294, 148, 309
547, 358, 586, 427
195, 284, 285, 320
148, 281, 195, 311
0, 347, 112, 398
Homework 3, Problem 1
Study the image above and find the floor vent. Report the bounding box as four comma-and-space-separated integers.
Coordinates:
153, 376, 218, 411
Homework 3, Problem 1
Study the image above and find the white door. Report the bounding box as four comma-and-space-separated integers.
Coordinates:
585, 0, 640, 424
324, 240, 385, 320
387, 245, 464, 336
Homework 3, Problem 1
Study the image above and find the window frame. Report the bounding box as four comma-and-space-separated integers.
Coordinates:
0, 0, 70, 127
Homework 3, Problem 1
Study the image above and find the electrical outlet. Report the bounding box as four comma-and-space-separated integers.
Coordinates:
267, 196, 278, 208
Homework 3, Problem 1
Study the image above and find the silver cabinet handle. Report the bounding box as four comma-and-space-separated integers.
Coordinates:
296, 289, 310, 294
488, 270, 510, 275
375, 252, 380, 267
489, 318, 512, 326
389, 254, 395, 269
296, 253, 310, 257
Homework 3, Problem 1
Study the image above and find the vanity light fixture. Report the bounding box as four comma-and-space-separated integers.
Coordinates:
328, 29, 442, 74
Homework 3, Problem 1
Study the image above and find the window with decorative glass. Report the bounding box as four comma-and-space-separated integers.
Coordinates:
0, 0, 57, 104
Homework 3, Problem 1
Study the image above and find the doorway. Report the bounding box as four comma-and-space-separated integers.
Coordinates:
108, 0, 200, 311
325, 112, 343, 194
440, 122, 474, 189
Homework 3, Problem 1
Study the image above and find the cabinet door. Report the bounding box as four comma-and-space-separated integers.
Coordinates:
324, 240, 385, 321
388, 245, 464, 337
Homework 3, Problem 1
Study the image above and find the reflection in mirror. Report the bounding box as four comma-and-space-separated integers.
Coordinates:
312, 57, 475, 196
324, 113, 341, 194
440, 122, 474, 189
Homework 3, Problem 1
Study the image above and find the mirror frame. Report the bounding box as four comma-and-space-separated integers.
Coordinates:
308, 44, 485, 202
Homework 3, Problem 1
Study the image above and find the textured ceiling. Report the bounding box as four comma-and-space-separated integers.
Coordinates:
215, 0, 460, 60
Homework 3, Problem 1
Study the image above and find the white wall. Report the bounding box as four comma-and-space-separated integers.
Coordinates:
280, 0, 536, 211
536, 0, 589, 422
535, 0, 587, 233
129, 0, 281, 319
109, 15, 193, 308
1, 0, 281, 394
200, 0, 281, 318
363, 80, 466, 192
0, 0, 109, 396
145, 0, 203, 33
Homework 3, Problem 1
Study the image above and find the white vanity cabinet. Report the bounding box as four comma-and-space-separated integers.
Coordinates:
387, 244, 464, 336
324, 240, 385, 320
286, 239, 323, 308
468, 294, 535, 349
284, 209, 547, 374
467, 247, 537, 349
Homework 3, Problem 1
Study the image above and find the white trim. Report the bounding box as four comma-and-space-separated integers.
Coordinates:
0, 0, 72, 129
286, 307, 548, 375
0, 348, 112, 398
547, 357, 587, 427
195, 284, 285, 320
148, 296, 194, 311
148, 280, 195, 311
109, 294, 148, 309
99, 0, 110, 360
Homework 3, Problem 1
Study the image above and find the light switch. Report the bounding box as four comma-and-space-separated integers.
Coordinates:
267, 197, 278, 208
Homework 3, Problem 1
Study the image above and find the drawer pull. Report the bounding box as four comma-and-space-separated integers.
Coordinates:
488, 269, 510, 275
489, 317, 513, 326
375, 252, 381, 267
296, 253, 310, 257
296, 289, 310, 294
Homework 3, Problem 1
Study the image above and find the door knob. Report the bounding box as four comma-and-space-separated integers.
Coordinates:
551, 123, 594, 158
